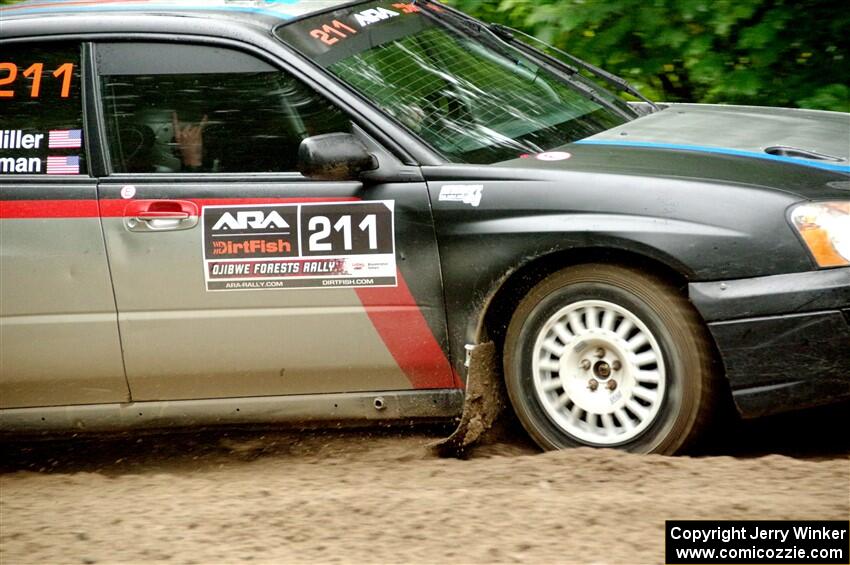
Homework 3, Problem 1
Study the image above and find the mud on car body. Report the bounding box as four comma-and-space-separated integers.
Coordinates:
1, 0, 848, 454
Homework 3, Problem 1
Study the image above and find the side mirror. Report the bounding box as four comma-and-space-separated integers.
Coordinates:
297, 133, 379, 181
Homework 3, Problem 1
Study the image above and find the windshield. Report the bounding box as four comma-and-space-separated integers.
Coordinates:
276, 1, 629, 164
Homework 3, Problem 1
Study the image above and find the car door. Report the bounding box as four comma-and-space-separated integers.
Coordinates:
93, 42, 456, 401
0, 41, 129, 408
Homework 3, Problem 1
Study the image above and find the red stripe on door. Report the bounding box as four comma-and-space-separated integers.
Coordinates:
0, 199, 99, 219
356, 275, 459, 390
0, 198, 360, 219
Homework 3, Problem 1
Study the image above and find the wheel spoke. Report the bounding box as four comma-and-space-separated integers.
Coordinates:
615, 408, 635, 431
568, 311, 585, 333
626, 332, 648, 352
542, 338, 565, 357
633, 350, 658, 367
553, 392, 570, 410
615, 318, 634, 339
635, 370, 661, 384
632, 386, 658, 404
626, 399, 650, 421
570, 403, 583, 421
585, 306, 599, 329
541, 378, 563, 392
600, 413, 617, 435
601, 310, 616, 332
553, 322, 573, 344
538, 358, 561, 373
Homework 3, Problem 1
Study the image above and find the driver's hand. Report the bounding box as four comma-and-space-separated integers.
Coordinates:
172, 112, 208, 168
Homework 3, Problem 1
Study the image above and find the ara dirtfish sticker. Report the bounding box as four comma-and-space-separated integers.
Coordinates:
202, 201, 397, 292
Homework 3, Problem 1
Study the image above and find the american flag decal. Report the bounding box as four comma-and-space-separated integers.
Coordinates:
48, 129, 82, 149
46, 156, 80, 175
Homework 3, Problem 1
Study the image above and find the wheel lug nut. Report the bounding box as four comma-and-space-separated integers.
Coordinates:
607, 380, 618, 391
580, 359, 591, 370
595, 348, 606, 359
612, 361, 622, 371
588, 379, 599, 392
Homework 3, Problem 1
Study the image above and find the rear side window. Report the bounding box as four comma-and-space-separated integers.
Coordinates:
97, 43, 352, 174
0, 44, 85, 176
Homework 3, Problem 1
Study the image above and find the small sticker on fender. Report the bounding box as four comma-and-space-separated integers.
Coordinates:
536, 151, 572, 162
439, 185, 483, 207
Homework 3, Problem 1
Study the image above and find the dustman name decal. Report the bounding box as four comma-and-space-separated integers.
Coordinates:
202, 201, 397, 291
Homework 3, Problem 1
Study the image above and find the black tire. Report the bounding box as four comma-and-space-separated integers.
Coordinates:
503, 264, 718, 454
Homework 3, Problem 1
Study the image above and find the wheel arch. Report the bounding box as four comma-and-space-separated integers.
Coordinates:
476, 245, 696, 350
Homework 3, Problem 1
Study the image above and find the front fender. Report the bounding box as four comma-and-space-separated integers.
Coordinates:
426, 172, 811, 379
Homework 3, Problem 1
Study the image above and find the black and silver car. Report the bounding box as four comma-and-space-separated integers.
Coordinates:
1, 0, 848, 454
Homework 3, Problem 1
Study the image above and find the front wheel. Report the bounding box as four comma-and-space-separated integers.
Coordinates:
503, 264, 718, 454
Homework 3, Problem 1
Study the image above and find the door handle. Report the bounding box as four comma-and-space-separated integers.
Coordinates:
124, 200, 199, 232
136, 211, 191, 221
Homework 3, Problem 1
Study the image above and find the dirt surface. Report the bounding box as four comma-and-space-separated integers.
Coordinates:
1, 404, 848, 565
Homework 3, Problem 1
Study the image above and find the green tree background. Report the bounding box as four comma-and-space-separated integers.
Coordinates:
447, 0, 849, 112
2, 0, 847, 111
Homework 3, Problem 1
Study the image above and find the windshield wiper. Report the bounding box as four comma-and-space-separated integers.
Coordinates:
489, 24, 659, 111
412, 0, 637, 120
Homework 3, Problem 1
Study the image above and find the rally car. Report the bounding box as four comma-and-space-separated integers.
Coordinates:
1, 0, 848, 454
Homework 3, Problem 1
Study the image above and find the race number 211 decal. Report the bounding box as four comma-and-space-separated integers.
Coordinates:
202, 201, 396, 291
0, 62, 75, 98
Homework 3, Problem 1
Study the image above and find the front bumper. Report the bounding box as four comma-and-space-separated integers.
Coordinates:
689, 268, 850, 418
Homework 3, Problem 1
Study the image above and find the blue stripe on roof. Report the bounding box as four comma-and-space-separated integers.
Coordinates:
574, 140, 850, 173
1, 1, 301, 19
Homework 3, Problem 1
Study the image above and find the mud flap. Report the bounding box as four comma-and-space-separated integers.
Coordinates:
431, 342, 506, 458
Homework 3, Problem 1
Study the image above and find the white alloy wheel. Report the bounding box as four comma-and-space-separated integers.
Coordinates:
505, 264, 719, 454
531, 299, 666, 445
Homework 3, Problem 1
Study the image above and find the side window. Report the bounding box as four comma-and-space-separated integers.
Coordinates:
0, 43, 85, 176
97, 43, 352, 174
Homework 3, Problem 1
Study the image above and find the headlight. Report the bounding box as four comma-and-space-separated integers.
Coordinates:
790, 201, 850, 268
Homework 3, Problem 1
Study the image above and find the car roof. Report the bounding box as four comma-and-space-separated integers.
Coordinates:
0, 0, 360, 29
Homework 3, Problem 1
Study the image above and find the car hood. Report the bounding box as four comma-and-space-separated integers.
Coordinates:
499, 104, 850, 200
581, 103, 850, 170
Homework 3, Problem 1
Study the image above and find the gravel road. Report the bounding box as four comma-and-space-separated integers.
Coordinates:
1, 403, 848, 564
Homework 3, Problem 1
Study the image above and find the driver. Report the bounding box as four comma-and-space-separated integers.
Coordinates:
172, 112, 209, 172
121, 110, 208, 173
